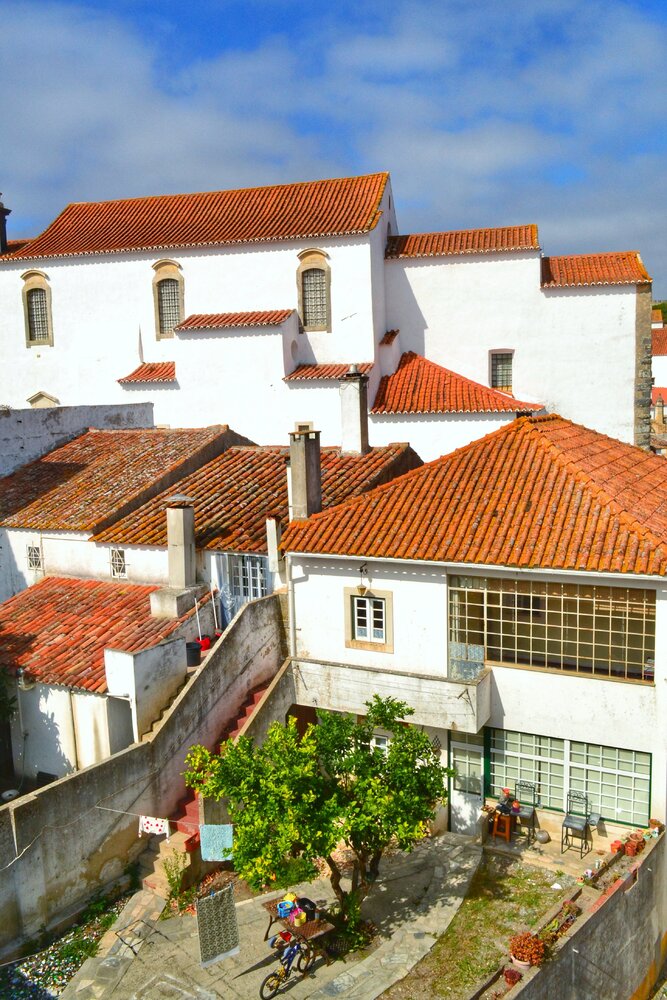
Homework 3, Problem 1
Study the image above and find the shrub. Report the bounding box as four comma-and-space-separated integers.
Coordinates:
504, 965, 523, 985
509, 930, 546, 966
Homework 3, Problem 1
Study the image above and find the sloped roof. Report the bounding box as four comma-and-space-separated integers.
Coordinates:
371, 352, 542, 414
282, 414, 667, 576
0, 426, 227, 532
541, 253, 651, 287
653, 328, 667, 356
175, 310, 293, 331
93, 443, 421, 552
2, 173, 389, 261
0, 576, 202, 693
118, 362, 176, 384
385, 225, 539, 259
652, 388, 667, 406
285, 362, 373, 381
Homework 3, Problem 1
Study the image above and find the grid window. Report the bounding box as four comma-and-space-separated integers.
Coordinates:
451, 734, 484, 794
353, 596, 386, 643
157, 278, 181, 337
302, 268, 328, 327
488, 728, 565, 808
231, 555, 267, 601
448, 576, 655, 682
27, 288, 50, 342
27, 545, 43, 571
110, 548, 127, 579
491, 352, 513, 392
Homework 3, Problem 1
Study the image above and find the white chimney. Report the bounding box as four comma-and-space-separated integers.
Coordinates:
166, 495, 196, 590
288, 424, 322, 520
339, 365, 370, 454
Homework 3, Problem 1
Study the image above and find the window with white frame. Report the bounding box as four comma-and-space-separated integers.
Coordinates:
487, 726, 651, 825
230, 554, 267, 601
448, 576, 655, 682
490, 351, 513, 392
352, 595, 386, 643
370, 733, 391, 755
345, 587, 393, 652
451, 733, 484, 794
27, 544, 43, 571
110, 548, 127, 579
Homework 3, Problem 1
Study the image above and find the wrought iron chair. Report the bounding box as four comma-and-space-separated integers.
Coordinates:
561, 790, 591, 857
514, 780, 537, 842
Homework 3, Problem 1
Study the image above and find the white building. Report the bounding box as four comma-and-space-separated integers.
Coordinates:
0, 173, 652, 454
281, 413, 667, 840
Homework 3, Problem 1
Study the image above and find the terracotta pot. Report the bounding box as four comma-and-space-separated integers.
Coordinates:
510, 954, 532, 970
625, 842, 638, 857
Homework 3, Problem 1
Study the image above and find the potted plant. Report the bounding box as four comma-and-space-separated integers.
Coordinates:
510, 931, 546, 967
504, 965, 523, 986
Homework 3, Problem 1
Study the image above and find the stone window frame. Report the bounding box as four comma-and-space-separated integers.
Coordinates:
21, 270, 54, 348
344, 586, 394, 653
152, 259, 184, 340
296, 248, 331, 333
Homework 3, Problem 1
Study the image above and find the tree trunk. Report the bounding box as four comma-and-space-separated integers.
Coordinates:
326, 855, 346, 907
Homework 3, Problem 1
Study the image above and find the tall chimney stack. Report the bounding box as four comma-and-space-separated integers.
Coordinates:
0, 196, 11, 255
339, 365, 370, 454
166, 495, 196, 589
657, 395, 665, 426
288, 424, 322, 520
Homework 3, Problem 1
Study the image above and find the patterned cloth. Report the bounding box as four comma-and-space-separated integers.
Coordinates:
197, 885, 240, 966
200, 824, 233, 861
138, 815, 170, 840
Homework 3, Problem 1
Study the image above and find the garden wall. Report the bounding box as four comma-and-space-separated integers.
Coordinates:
0, 592, 287, 958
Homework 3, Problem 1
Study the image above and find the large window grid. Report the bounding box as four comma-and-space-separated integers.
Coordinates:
157, 278, 181, 337
301, 268, 328, 328
230, 555, 267, 601
449, 576, 655, 682
488, 727, 651, 826
27, 289, 50, 342
491, 352, 513, 392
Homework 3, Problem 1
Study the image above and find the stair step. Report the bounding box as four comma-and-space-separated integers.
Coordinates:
142, 871, 171, 898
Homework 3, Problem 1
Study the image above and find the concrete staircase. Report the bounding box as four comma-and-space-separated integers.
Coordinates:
217, 682, 270, 745
138, 829, 198, 898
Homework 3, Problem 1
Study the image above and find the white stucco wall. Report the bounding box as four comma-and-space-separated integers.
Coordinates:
653, 355, 667, 388
385, 253, 639, 443
368, 411, 514, 462
105, 636, 187, 741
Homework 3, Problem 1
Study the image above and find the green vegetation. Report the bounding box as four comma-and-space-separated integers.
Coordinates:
655, 302, 667, 322
0, 666, 16, 723
184, 696, 450, 923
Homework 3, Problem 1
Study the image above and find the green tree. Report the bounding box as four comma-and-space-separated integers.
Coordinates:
184, 696, 450, 918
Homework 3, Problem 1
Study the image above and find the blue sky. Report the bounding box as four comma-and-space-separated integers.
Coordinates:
2, 0, 667, 294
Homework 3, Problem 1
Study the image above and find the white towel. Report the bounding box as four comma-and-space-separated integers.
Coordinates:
138, 815, 170, 840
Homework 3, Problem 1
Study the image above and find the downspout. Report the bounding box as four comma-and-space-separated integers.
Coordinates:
68, 690, 82, 770
286, 552, 297, 658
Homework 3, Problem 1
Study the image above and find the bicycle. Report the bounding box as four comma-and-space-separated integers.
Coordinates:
259, 937, 315, 998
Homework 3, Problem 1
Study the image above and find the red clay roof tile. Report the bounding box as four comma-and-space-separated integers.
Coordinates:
176, 310, 293, 331
285, 362, 373, 381
380, 329, 399, 345
372, 353, 541, 414
541, 253, 651, 287
282, 415, 667, 576
386, 226, 539, 259
652, 388, 667, 405
118, 362, 176, 384
653, 328, 667, 356
93, 444, 421, 551
0, 426, 227, 532
0, 576, 203, 692
3, 173, 389, 261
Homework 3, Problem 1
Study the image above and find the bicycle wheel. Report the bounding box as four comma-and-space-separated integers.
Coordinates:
297, 941, 315, 973
260, 971, 283, 999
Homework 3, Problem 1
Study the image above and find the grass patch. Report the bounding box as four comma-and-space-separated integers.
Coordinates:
381, 854, 572, 999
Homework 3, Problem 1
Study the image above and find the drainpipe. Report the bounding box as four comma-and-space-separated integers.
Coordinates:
68, 690, 82, 770
286, 553, 297, 658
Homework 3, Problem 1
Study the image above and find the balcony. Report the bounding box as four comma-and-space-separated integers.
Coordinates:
291, 657, 491, 734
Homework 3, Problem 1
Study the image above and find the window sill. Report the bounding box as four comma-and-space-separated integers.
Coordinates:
346, 638, 393, 654
487, 659, 655, 685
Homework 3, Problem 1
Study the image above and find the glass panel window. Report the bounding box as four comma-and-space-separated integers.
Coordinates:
27, 288, 49, 342
302, 268, 327, 327
230, 555, 267, 600
110, 548, 127, 579
27, 545, 43, 571
353, 595, 386, 643
491, 352, 513, 392
488, 727, 565, 808
157, 278, 181, 337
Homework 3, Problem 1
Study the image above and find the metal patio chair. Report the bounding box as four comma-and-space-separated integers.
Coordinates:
561, 790, 591, 857
514, 780, 537, 842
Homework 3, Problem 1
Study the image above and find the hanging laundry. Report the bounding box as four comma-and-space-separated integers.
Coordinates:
200, 823, 233, 861
138, 815, 170, 840
197, 884, 240, 966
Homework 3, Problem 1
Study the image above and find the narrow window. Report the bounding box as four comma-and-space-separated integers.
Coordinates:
110, 548, 127, 579
297, 250, 331, 332
353, 595, 386, 643
152, 260, 184, 339
27, 545, 43, 571
22, 270, 54, 347
491, 352, 513, 392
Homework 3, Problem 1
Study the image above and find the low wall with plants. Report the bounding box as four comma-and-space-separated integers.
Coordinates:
0, 593, 287, 958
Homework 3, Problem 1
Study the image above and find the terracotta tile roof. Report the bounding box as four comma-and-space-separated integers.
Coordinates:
0, 426, 227, 533
653, 308, 664, 324
285, 362, 374, 381
386, 225, 539, 259
380, 329, 400, 345
371, 353, 542, 414
93, 443, 421, 552
0, 238, 32, 257
652, 328, 667, 356
0, 576, 202, 693
118, 362, 176, 384
652, 388, 667, 406
282, 414, 667, 576
175, 310, 293, 331
541, 253, 651, 287
3, 173, 389, 261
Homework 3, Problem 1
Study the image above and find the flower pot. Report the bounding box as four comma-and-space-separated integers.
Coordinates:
510, 954, 532, 970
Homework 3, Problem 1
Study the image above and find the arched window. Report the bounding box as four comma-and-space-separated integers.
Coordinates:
22, 270, 54, 347
152, 260, 184, 339
297, 249, 331, 332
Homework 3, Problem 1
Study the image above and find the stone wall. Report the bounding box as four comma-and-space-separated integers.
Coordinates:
0, 592, 287, 958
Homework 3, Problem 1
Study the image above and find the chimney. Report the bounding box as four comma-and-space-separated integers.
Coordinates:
166, 494, 196, 589
0, 195, 10, 255
657, 396, 665, 426
339, 365, 370, 454
288, 424, 322, 520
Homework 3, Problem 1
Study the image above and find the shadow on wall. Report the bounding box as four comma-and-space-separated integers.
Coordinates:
0, 535, 23, 604
386, 264, 428, 357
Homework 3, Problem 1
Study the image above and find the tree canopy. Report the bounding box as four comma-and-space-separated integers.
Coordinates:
184, 696, 450, 916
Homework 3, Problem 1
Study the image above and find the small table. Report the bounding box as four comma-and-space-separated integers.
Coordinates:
262, 898, 336, 966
